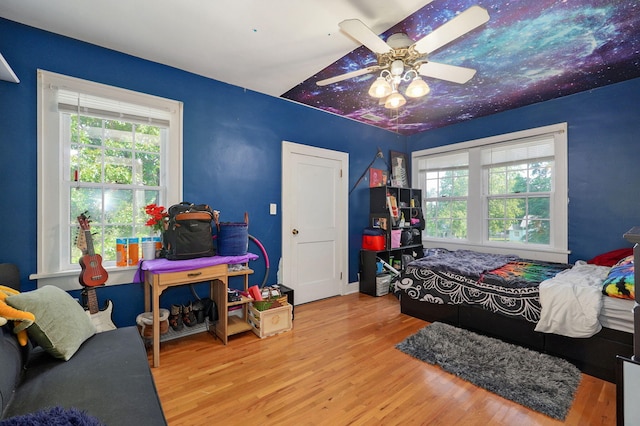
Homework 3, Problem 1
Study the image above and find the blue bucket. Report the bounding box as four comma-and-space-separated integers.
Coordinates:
217, 222, 248, 256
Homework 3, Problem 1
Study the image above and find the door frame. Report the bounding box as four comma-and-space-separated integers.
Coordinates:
281, 141, 349, 302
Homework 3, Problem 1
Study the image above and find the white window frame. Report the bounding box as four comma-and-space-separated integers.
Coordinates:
31, 70, 183, 290
422, 152, 469, 240
412, 123, 568, 263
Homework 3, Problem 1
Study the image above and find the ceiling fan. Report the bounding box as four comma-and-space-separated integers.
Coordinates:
317, 5, 490, 109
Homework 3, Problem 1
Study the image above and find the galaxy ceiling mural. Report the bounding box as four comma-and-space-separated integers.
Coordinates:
282, 0, 640, 135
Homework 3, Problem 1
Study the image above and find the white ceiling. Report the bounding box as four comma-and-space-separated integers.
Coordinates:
0, 0, 433, 97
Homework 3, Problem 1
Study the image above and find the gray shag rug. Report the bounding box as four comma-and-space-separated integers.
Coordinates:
396, 322, 581, 420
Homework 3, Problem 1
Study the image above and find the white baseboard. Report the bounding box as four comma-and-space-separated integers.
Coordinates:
344, 281, 360, 295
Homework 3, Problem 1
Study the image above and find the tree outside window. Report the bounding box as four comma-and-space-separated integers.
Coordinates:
68, 114, 164, 265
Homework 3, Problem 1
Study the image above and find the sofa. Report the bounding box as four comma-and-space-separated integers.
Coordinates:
0, 264, 167, 425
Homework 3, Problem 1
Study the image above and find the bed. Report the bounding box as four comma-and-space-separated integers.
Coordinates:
394, 248, 635, 382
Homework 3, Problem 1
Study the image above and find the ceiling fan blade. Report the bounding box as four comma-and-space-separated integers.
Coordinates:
412, 5, 490, 55
339, 19, 393, 55
418, 62, 477, 84
316, 66, 381, 86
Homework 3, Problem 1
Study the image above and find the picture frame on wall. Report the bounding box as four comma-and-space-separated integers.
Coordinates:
372, 217, 388, 230
390, 151, 409, 188
369, 167, 388, 187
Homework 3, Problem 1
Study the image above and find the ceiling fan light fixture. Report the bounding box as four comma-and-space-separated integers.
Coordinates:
384, 91, 406, 109
368, 77, 392, 98
323, 7, 489, 113
405, 76, 430, 98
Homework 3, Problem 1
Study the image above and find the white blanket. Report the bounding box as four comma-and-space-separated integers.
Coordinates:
535, 261, 611, 338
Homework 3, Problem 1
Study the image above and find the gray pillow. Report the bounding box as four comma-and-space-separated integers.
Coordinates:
6, 285, 96, 360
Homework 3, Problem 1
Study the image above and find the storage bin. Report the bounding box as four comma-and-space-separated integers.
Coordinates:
391, 230, 401, 248
376, 274, 391, 296
248, 303, 293, 338
362, 235, 385, 251
136, 309, 169, 339
217, 221, 248, 256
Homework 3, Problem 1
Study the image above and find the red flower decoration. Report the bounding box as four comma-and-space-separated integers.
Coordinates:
144, 204, 168, 232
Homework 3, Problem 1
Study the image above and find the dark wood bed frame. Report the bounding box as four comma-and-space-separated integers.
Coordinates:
400, 295, 633, 382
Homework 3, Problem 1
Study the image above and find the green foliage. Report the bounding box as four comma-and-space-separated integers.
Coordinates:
424, 169, 468, 239
424, 160, 552, 244
487, 161, 551, 243
69, 114, 163, 264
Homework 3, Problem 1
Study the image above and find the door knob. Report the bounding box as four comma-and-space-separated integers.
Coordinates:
292, 229, 299, 235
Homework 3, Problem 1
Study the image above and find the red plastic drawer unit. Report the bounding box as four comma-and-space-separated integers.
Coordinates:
362, 235, 385, 251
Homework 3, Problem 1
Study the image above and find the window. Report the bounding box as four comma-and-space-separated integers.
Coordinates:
424, 152, 468, 239
413, 123, 568, 263
483, 138, 554, 245
32, 70, 183, 289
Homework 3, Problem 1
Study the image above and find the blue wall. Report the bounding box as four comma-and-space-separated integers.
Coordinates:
0, 18, 403, 326
408, 77, 640, 263
2, 17, 638, 327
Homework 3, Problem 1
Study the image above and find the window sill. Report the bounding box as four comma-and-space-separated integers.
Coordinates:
29, 266, 140, 291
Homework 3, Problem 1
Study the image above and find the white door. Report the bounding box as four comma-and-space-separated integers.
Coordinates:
282, 142, 348, 305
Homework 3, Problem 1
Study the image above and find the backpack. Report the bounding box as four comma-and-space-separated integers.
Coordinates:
163, 202, 215, 260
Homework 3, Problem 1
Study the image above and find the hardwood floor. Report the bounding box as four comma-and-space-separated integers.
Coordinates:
149, 293, 616, 425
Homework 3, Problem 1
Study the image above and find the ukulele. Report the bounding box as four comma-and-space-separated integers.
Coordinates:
77, 212, 109, 287
76, 213, 116, 332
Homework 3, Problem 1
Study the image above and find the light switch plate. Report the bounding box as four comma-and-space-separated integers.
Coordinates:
270, 203, 277, 215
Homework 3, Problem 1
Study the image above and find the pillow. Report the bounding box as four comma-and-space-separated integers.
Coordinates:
6, 285, 96, 360
602, 255, 634, 300
588, 247, 634, 267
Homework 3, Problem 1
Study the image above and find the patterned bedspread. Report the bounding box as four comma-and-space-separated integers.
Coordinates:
394, 254, 572, 323
481, 260, 573, 288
